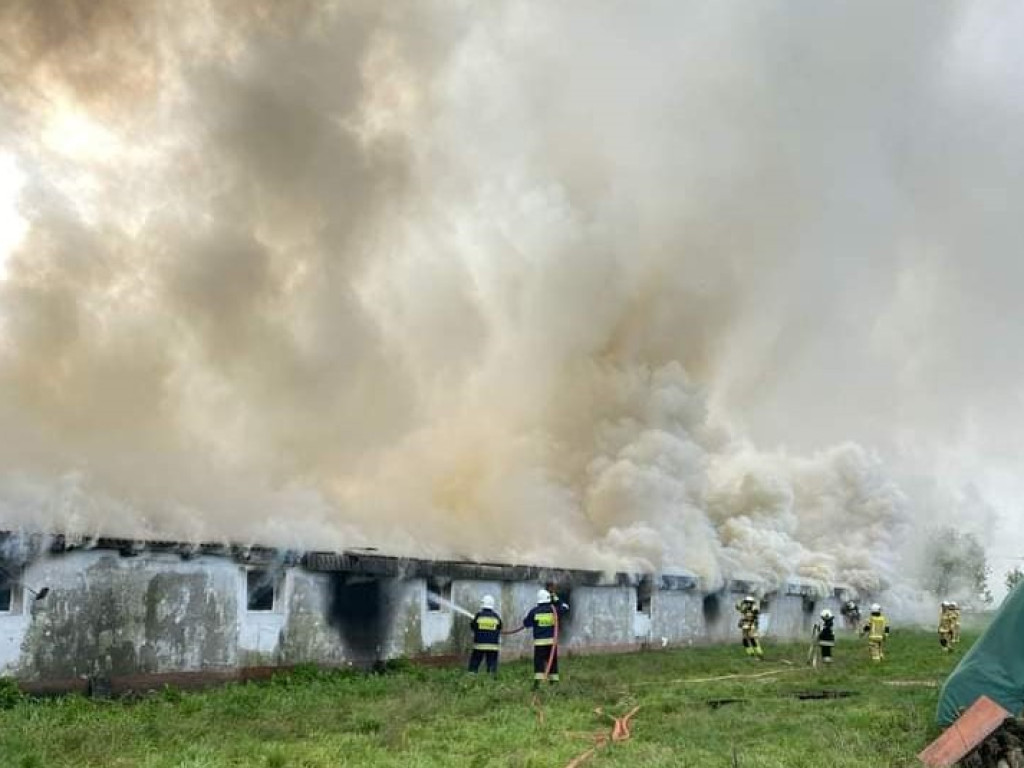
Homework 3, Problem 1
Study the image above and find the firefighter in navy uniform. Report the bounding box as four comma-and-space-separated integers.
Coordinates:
468, 595, 503, 675
523, 588, 569, 688
816, 609, 836, 663
840, 600, 861, 630
735, 595, 764, 660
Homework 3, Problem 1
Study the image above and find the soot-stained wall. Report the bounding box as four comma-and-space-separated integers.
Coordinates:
3, 551, 237, 680
0, 546, 856, 686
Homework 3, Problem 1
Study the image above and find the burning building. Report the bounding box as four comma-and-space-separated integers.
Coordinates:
0, 531, 852, 694
0, 2, 1013, 694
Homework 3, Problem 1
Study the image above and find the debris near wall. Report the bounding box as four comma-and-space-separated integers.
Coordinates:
959, 719, 1024, 768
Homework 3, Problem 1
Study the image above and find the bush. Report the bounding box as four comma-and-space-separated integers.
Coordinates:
0, 676, 24, 709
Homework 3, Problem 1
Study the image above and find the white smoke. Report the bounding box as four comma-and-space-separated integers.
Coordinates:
0, 1, 1021, 600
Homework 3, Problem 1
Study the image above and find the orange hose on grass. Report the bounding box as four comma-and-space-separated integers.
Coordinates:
563, 706, 641, 768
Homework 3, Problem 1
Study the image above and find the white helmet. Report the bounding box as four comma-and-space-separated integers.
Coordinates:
744, 595, 755, 603
950, 601, 958, 609
871, 603, 881, 613
537, 588, 551, 604
820, 609, 833, 620
481, 595, 495, 610
941, 601, 949, 608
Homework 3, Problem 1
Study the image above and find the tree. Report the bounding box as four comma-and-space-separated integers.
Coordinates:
1006, 567, 1024, 594
922, 527, 993, 606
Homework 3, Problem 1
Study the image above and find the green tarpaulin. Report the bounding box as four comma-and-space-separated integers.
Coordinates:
937, 584, 1024, 725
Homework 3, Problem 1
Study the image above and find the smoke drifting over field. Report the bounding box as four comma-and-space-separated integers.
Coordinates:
1, 1, 1022, 595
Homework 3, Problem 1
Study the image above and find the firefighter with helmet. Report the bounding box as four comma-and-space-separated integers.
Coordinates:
816, 608, 836, 663
840, 599, 861, 630
938, 601, 954, 653
861, 603, 890, 661
523, 588, 569, 688
468, 594, 503, 675
950, 601, 961, 645
735, 595, 764, 660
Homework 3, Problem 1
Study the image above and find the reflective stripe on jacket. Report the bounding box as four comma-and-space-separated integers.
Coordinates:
523, 601, 569, 646
471, 609, 503, 651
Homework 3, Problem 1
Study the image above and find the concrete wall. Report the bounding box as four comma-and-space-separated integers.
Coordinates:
2, 551, 238, 680
0, 548, 856, 686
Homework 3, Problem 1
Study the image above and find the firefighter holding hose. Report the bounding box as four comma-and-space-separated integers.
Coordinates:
523, 588, 569, 689
735, 595, 765, 660
468, 595, 503, 675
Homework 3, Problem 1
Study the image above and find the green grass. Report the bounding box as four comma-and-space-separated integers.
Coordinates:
0, 630, 967, 767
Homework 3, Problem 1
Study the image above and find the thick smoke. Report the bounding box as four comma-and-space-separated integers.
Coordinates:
0, 1, 1021, 597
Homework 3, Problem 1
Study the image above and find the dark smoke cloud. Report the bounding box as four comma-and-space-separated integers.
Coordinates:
0, 1, 1020, 600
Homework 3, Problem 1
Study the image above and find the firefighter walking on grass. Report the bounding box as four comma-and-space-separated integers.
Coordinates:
735, 595, 764, 660
523, 588, 569, 688
950, 601, 961, 646
938, 601, 954, 653
467, 595, 502, 675
815, 609, 836, 664
861, 603, 890, 662
840, 600, 861, 630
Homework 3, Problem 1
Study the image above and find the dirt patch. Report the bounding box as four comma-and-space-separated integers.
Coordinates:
959, 718, 1024, 767
706, 698, 747, 709
793, 690, 856, 701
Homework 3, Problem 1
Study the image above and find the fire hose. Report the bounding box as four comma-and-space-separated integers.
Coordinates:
503, 605, 638, 767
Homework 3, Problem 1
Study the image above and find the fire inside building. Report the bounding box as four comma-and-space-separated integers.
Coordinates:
0, 531, 856, 695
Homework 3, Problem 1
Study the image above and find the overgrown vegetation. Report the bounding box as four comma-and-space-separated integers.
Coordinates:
923, 526, 993, 605
0, 630, 970, 767
1006, 567, 1023, 595
0, 677, 23, 710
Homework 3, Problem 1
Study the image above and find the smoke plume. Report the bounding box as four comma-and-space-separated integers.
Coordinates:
1, 1, 1022, 597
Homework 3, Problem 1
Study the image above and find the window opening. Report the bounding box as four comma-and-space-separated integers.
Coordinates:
246, 570, 276, 612
425, 577, 450, 612
636, 578, 652, 614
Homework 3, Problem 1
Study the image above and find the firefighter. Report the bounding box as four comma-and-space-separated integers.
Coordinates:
735, 595, 764, 660
840, 600, 861, 630
950, 601, 962, 646
817, 608, 836, 663
938, 601, 954, 653
523, 588, 569, 688
861, 603, 890, 662
468, 595, 503, 675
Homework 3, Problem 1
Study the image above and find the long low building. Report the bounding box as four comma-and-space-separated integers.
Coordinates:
0, 532, 856, 693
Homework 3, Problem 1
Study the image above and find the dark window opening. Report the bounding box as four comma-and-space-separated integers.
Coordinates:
702, 593, 721, 623
0, 581, 10, 612
636, 578, 652, 614
759, 599, 771, 613
328, 575, 385, 663
426, 577, 450, 612
246, 570, 276, 612
802, 596, 816, 615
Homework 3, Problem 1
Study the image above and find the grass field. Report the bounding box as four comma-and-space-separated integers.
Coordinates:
0, 629, 968, 767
